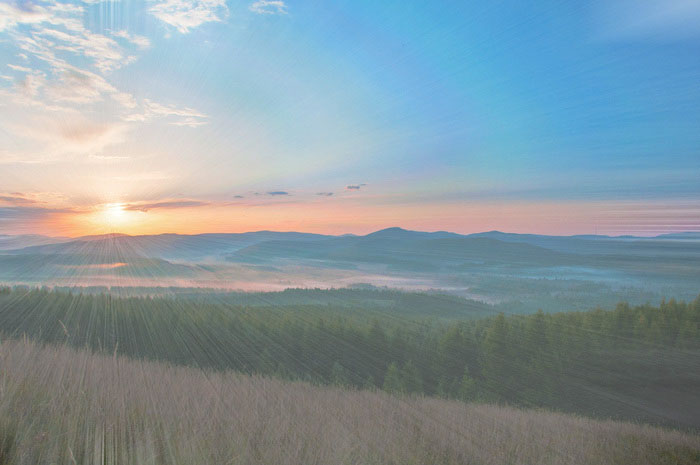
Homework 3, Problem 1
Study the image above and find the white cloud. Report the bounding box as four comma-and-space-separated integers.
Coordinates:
0, 2, 52, 32
7, 64, 32, 73
143, 99, 207, 119
16, 72, 46, 97
149, 0, 228, 33
45, 68, 115, 103
113, 30, 152, 49
170, 117, 208, 127
249, 0, 288, 15
125, 99, 208, 127
0, 0, 209, 162
0, 2, 129, 73
111, 91, 138, 109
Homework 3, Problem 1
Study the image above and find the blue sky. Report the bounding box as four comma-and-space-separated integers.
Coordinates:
0, 0, 699, 235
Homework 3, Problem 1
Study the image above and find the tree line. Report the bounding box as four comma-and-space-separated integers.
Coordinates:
0, 286, 698, 425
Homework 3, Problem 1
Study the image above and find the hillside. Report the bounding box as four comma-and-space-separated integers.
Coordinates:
1, 229, 699, 312
1, 287, 698, 428
1, 339, 698, 465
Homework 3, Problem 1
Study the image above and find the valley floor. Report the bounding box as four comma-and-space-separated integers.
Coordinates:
1, 339, 698, 465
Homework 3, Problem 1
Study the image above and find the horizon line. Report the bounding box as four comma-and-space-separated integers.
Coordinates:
6, 227, 700, 241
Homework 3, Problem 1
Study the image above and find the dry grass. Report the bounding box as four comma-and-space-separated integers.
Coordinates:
0, 339, 698, 465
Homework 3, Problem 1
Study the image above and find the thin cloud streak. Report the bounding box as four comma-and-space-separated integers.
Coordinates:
249, 1, 288, 15
123, 200, 209, 212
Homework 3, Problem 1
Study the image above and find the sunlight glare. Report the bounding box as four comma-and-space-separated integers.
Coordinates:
99, 203, 134, 230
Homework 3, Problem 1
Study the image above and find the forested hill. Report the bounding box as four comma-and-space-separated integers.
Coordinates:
2, 229, 700, 313
7, 286, 497, 321
0, 287, 698, 428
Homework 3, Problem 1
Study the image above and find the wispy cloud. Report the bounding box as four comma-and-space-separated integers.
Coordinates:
0, 2, 53, 33
0, 1, 209, 158
594, 0, 700, 41
16, 71, 45, 97
149, 0, 229, 33
123, 200, 209, 212
88, 154, 131, 162
7, 63, 32, 73
266, 191, 289, 196
316, 192, 334, 196
112, 30, 151, 50
4, 112, 129, 155
125, 99, 208, 127
44, 68, 116, 104
0, 191, 69, 207
346, 184, 366, 190
59, 121, 125, 145
249, 0, 288, 15
0, 2, 133, 74
0, 205, 74, 221
0, 194, 37, 206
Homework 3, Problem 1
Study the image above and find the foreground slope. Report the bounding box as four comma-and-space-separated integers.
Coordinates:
1, 288, 698, 428
1, 340, 698, 465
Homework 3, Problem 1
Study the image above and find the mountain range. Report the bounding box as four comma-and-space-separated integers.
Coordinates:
5, 227, 699, 262
1, 228, 698, 311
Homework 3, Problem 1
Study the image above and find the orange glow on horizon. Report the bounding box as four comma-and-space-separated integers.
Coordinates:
30, 198, 695, 238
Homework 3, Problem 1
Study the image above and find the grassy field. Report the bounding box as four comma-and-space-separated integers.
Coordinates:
1, 339, 698, 465
2, 288, 699, 428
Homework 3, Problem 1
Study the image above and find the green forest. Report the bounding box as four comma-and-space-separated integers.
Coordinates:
0, 287, 698, 427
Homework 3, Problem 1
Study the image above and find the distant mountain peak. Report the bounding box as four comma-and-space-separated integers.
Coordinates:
367, 227, 408, 236
365, 227, 461, 240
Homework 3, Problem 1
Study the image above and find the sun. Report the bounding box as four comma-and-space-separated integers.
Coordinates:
97, 203, 136, 231
104, 203, 126, 222
66, 202, 147, 236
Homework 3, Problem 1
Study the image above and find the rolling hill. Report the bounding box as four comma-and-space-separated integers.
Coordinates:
1, 338, 699, 465
1, 228, 698, 311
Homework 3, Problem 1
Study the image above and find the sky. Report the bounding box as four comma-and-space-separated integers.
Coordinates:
0, 0, 699, 237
